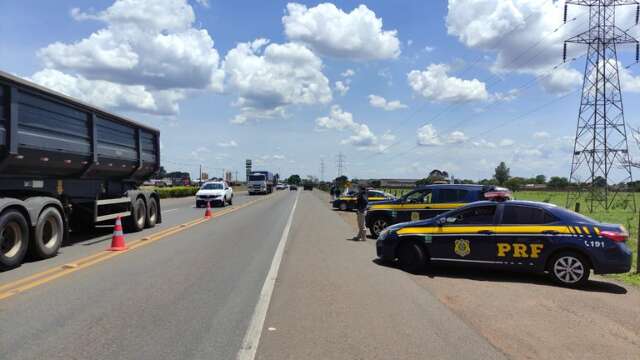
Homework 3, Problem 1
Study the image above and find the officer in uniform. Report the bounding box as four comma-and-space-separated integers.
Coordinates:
353, 186, 368, 241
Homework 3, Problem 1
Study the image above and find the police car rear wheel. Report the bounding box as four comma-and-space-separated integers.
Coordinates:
549, 252, 590, 287
339, 202, 348, 211
397, 241, 426, 274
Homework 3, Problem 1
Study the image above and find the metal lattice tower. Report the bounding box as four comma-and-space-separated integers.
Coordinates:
336, 153, 345, 177
564, 0, 639, 211
320, 159, 325, 182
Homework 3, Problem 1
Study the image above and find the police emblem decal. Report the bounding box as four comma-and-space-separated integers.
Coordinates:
454, 239, 470, 257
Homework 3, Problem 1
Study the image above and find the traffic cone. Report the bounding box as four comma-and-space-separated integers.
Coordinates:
204, 201, 212, 219
108, 216, 128, 251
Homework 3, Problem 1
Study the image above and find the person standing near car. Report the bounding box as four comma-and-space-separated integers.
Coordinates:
353, 186, 368, 242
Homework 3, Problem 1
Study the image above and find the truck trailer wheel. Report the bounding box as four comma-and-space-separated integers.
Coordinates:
0, 210, 29, 270
31, 207, 63, 259
127, 198, 147, 232
146, 198, 158, 228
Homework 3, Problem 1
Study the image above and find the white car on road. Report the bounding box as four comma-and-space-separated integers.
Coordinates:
196, 181, 233, 207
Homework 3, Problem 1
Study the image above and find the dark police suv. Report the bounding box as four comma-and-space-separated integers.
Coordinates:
366, 184, 510, 238
376, 200, 632, 287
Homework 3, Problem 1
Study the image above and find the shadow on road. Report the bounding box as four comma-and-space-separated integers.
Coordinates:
372, 258, 628, 294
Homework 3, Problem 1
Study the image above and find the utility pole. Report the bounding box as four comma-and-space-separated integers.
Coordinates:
336, 153, 345, 178
199, 164, 202, 183
320, 159, 325, 182
564, 0, 639, 212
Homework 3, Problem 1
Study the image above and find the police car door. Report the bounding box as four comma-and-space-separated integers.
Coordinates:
495, 204, 555, 270
400, 189, 432, 222
430, 204, 498, 263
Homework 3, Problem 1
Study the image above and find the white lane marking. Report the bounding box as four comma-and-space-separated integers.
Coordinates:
162, 208, 180, 214
236, 191, 299, 360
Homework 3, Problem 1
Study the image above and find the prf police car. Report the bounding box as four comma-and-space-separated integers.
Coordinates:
366, 184, 510, 238
332, 189, 395, 211
376, 200, 632, 287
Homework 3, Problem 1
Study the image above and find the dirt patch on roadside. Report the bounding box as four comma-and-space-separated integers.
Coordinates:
314, 190, 640, 360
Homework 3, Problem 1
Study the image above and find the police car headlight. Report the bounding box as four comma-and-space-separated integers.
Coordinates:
378, 229, 391, 240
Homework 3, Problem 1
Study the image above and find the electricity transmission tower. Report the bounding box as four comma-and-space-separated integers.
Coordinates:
320, 159, 325, 182
564, 0, 639, 211
336, 153, 346, 178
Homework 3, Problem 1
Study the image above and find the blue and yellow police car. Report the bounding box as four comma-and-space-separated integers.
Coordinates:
366, 184, 511, 238
376, 200, 632, 287
332, 189, 395, 211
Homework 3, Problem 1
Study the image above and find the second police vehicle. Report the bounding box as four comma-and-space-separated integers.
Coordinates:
376, 200, 632, 287
366, 184, 511, 238
332, 189, 395, 211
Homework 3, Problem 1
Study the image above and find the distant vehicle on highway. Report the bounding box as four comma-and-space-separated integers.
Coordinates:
276, 183, 287, 190
302, 181, 314, 191
289, 185, 298, 191
366, 184, 511, 238
196, 181, 233, 207
377, 200, 632, 287
248, 171, 275, 195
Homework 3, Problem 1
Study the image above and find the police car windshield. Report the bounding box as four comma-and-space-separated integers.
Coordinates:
202, 183, 223, 190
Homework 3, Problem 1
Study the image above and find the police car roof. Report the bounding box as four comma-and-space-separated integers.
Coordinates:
464, 199, 557, 208
415, 184, 489, 191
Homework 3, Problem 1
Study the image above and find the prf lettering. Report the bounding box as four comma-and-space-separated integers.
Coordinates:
497, 243, 544, 258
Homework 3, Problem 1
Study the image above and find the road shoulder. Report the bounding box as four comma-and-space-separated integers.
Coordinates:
255, 191, 505, 360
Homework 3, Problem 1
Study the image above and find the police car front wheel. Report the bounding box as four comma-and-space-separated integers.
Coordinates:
397, 241, 427, 274
371, 218, 389, 238
549, 252, 590, 287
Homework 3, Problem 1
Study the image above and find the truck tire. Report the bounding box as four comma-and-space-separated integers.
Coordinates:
0, 210, 30, 270
127, 198, 147, 232
31, 207, 63, 259
146, 198, 158, 228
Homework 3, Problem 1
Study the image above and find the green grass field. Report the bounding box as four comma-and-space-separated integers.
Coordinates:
382, 188, 640, 286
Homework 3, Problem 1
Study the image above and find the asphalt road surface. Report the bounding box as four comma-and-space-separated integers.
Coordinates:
0, 190, 638, 360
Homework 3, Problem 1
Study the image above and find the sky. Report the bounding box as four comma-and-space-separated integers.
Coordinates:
3, 0, 640, 181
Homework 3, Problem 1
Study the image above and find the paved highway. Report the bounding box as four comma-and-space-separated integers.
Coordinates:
0, 190, 638, 360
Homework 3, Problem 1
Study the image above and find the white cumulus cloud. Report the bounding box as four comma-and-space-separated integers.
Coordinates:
408, 63, 489, 102
368, 94, 407, 111
316, 105, 392, 152
417, 124, 469, 146
223, 39, 332, 123
34, 0, 223, 115
283, 3, 400, 60
217, 140, 238, 148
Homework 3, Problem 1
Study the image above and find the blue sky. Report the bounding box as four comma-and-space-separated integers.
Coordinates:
3, 0, 640, 182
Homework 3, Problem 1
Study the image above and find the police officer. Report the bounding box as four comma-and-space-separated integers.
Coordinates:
353, 185, 368, 242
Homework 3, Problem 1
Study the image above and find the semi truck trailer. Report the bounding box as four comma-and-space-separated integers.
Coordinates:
0, 70, 162, 270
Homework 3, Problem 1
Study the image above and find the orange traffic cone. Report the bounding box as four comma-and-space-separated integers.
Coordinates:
108, 216, 128, 251
204, 201, 212, 219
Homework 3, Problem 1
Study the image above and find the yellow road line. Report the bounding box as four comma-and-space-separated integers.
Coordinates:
0, 192, 281, 301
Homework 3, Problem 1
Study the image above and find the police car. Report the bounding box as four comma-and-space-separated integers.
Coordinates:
366, 184, 510, 238
376, 200, 632, 287
332, 189, 395, 211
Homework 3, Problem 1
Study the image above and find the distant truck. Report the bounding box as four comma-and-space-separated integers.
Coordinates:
248, 171, 274, 195
0, 71, 161, 270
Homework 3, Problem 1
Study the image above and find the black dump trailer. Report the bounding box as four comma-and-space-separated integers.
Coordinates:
0, 70, 161, 270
